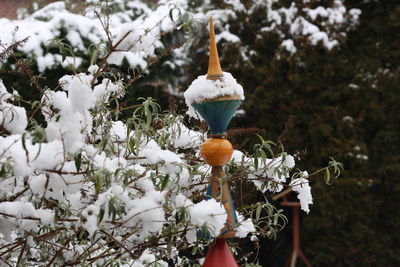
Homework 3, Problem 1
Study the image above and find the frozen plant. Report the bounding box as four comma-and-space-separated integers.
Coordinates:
0, 1, 361, 74
0, 1, 343, 266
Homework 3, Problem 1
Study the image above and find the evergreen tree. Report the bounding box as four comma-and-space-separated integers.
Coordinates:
182, 0, 400, 265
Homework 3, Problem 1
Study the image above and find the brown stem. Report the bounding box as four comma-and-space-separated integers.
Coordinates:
0, 242, 24, 257
0, 257, 13, 267
100, 229, 136, 259
44, 169, 88, 175
0, 211, 40, 221
38, 174, 50, 207
0, 124, 11, 135
90, 30, 133, 85
15, 58, 44, 93
87, 229, 140, 263
46, 236, 72, 267
9, 187, 29, 201
65, 236, 103, 265
16, 238, 27, 265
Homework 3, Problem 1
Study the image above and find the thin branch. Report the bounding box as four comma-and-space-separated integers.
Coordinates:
9, 187, 29, 201
100, 229, 137, 259
90, 30, 133, 85
44, 169, 88, 175
0, 211, 41, 221
46, 236, 72, 267
16, 238, 27, 266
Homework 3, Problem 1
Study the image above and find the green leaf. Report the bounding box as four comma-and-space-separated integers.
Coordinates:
254, 154, 259, 169
255, 203, 262, 221
169, 8, 175, 22
95, 174, 104, 194
128, 137, 134, 154
324, 168, 331, 185
0, 165, 6, 177
89, 44, 99, 66
98, 208, 105, 223
108, 199, 115, 219
160, 174, 170, 190
21, 133, 28, 157
259, 149, 266, 160
75, 153, 82, 172
255, 133, 265, 143
273, 214, 279, 225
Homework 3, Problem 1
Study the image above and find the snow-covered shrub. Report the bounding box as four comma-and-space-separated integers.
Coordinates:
0, 74, 342, 265
0, 1, 343, 266
0, 0, 178, 72
0, 73, 310, 265
183, 0, 361, 55
0, 0, 360, 74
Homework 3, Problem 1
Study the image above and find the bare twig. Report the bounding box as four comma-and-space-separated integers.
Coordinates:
16, 238, 27, 266
46, 236, 72, 267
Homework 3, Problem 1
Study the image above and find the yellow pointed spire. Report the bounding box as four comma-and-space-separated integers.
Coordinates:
207, 17, 223, 80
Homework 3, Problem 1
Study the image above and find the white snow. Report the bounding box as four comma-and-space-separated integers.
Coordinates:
107, 23, 156, 65
235, 214, 256, 238
281, 39, 297, 54
0, 80, 27, 134
0, 0, 186, 73
0, 0, 349, 263
132, 249, 168, 267
254, 0, 361, 54
122, 190, 165, 237
216, 31, 240, 43
184, 72, 245, 119
290, 172, 313, 213
0, 202, 53, 239
157, 117, 203, 149
188, 198, 227, 237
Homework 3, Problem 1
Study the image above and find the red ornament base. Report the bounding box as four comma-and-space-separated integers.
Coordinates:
202, 239, 239, 267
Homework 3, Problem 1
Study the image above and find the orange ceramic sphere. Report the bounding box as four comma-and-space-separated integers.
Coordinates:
200, 138, 233, 166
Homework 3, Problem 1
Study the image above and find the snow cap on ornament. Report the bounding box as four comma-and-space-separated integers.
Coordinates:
186, 17, 244, 136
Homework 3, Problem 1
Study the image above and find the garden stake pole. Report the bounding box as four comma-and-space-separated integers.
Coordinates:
280, 196, 312, 267
193, 17, 242, 267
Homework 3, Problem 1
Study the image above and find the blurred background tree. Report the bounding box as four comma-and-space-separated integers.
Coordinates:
181, 0, 400, 266
192, 1, 400, 266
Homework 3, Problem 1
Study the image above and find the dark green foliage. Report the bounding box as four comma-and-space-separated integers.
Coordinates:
185, 0, 400, 266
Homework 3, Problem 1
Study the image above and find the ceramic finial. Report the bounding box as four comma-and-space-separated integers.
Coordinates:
207, 17, 223, 80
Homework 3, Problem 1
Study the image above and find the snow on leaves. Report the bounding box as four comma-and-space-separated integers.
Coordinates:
290, 172, 313, 213
0, 1, 186, 72
0, 81, 27, 134
0, 0, 361, 75
0, 72, 254, 264
0, 71, 315, 264
252, 0, 361, 53
0, 0, 339, 264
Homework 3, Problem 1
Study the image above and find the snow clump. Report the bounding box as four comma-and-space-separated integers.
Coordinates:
290, 172, 313, 213
0, 80, 27, 134
184, 72, 245, 119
